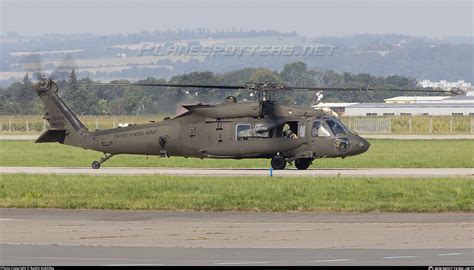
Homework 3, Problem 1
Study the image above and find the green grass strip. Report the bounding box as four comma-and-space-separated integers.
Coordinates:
0, 174, 472, 212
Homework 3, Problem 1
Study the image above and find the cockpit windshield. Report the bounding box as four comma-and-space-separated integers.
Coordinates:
312, 118, 354, 137
334, 119, 357, 134
326, 119, 347, 136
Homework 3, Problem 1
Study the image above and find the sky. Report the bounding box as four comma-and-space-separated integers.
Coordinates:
0, 0, 472, 37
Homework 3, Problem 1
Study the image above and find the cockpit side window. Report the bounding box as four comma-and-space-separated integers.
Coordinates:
312, 121, 331, 137
326, 120, 346, 136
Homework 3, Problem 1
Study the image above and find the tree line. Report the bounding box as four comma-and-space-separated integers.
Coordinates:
0, 61, 426, 115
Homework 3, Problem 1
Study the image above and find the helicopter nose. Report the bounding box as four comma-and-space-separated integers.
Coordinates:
352, 136, 370, 155
358, 137, 370, 153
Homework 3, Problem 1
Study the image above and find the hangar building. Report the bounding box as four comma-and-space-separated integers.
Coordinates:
313, 90, 474, 116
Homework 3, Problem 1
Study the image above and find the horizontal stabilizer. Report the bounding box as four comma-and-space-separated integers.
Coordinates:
35, 129, 67, 143
182, 103, 214, 110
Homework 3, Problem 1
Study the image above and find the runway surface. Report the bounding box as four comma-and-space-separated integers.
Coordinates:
0, 209, 472, 265
2, 245, 472, 266
1, 167, 473, 177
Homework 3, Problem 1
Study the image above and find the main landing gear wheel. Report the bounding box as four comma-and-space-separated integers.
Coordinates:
91, 161, 101, 169
271, 155, 286, 170
294, 158, 312, 170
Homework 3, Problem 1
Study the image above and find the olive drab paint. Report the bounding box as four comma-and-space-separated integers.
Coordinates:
32, 80, 377, 170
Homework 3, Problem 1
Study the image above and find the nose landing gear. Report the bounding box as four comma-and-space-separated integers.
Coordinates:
91, 153, 114, 169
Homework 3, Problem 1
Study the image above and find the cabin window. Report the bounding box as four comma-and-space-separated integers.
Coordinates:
236, 124, 252, 141
311, 121, 330, 137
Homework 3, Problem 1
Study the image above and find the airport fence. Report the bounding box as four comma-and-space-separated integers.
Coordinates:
0, 115, 473, 135
341, 116, 473, 134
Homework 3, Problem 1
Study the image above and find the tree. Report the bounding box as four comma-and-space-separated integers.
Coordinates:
13, 73, 35, 104
69, 69, 78, 90
249, 68, 282, 83
9, 74, 40, 114
64, 69, 78, 99
66, 85, 100, 115
280, 62, 319, 105
280, 62, 317, 86
0, 61, 424, 114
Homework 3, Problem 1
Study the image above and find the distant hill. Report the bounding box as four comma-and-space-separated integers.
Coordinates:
0, 31, 471, 86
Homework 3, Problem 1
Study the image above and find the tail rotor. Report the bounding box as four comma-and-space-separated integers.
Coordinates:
20, 52, 78, 83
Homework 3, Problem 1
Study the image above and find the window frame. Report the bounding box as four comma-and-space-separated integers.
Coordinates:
326, 119, 346, 136
235, 123, 252, 141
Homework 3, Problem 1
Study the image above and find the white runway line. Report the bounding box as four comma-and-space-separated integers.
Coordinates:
104, 264, 165, 266
383, 256, 417, 259
436, 253, 464, 256
311, 259, 355, 262
215, 261, 270, 265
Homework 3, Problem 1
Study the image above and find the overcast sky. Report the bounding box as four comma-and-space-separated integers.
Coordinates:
1, 0, 472, 37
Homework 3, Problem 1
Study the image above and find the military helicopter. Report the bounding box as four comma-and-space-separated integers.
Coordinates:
32, 77, 458, 170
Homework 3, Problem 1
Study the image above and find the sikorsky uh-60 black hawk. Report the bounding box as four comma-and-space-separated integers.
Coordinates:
33, 78, 457, 170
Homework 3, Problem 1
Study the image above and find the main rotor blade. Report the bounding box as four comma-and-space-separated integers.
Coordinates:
289, 86, 461, 95
82, 82, 246, 90
80, 82, 461, 95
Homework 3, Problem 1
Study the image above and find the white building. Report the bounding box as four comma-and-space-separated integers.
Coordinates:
339, 103, 473, 116
418, 80, 471, 90
384, 96, 449, 104
313, 90, 474, 116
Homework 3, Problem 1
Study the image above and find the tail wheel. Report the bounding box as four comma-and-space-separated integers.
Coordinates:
91, 161, 101, 169
294, 158, 312, 170
271, 155, 286, 170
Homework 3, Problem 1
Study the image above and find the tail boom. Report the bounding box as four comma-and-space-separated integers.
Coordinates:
33, 80, 89, 147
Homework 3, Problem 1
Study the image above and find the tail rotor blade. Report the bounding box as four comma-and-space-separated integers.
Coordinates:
50, 54, 78, 81
20, 52, 44, 80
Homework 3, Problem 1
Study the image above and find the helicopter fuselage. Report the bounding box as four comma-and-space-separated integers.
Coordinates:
34, 80, 370, 170
84, 101, 370, 162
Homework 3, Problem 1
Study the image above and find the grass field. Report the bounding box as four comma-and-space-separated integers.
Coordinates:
0, 174, 471, 212
0, 140, 473, 168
